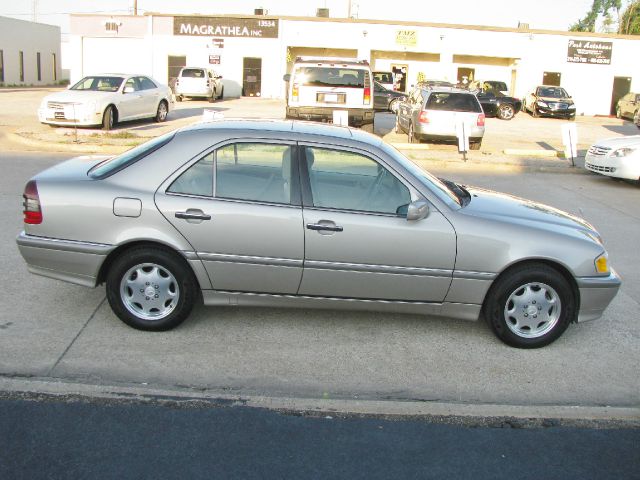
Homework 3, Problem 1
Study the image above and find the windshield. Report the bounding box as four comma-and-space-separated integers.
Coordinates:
537, 86, 569, 98
378, 142, 462, 208
294, 67, 366, 88
374, 72, 393, 83
89, 131, 176, 179
71, 76, 124, 92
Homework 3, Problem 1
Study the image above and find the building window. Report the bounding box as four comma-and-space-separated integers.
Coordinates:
37, 52, 41, 82
0, 50, 4, 83
19, 51, 24, 82
52, 53, 57, 81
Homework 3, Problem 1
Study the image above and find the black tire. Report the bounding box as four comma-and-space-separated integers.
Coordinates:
531, 105, 539, 118
176, 95, 183, 102
102, 106, 115, 131
208, 91, 215, 103
394, 114, 402, 134
469, 141, 481, 150
106, 247, 198, 331
155, 100, 168, 123
389, 98, 399, 113
218, 86, 224, 100
497, 103, 515, 120
484, 264, 575, 348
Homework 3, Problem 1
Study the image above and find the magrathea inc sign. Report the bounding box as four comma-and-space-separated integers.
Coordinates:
174, 17, 279, 38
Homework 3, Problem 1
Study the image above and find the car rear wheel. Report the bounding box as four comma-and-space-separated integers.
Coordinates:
469, 141, 481, 150
176, 95, 183, 102
498, 104, 515, 120
106, 247, 198, 331
531, 105, 539, 118
484, 264, 575, 348
102, 106, 116, 130
395, 114, 402, 134
408, 122, 418, 143
155, 100, 168, 122
208, 91, 216, 103
389, 98, 399, 113
218, 86, 224, 100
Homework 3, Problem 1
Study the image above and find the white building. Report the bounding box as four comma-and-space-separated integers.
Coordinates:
67, 13, 640, 115
0, 16, 62, 86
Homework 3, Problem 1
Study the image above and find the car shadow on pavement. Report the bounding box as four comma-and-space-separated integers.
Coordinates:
170, 107, 230, 121
603, 123, 639, 135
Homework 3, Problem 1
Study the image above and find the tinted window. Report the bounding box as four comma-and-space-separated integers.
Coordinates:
71, 76, 124, 92
294, 67, 366, 88
180, 68, 206, 78
168, 155, 213, 197
374, 72, 393, 83
216, 143, 292, 204
89, 132, 175, 179
139, 76, 157, 90
425, 92, 482, 113
305, 147, 411, 216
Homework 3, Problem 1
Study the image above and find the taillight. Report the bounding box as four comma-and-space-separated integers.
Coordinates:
419, 110, 429, 123
292, 84, 299, 101
477, 113, 485, 127
23, 180, 42, 225
364, 87, 371, 105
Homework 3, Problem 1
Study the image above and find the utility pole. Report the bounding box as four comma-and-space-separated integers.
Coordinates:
133, 0, 138, 15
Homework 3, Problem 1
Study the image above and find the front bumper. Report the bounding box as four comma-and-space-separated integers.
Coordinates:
16, 232, 113, 287
536, 104, 575, 118
585, 153, 640, 180
576, 269, 622, 322
286, 106, 374, 126
38, 106, 102, 127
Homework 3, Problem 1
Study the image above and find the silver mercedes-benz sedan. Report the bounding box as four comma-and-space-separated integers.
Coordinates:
17, 120, 620, 348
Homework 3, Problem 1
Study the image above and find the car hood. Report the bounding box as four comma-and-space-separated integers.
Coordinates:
43, 90, 117, 104
460, 186, 601, 242
590, 135, 640, 149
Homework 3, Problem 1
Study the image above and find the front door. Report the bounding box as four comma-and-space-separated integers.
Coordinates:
611, 77, 631, 116
298, 145, 456, 302
542, 71, 561, 86
243, 57, 262, 96
155, 141, 304, 294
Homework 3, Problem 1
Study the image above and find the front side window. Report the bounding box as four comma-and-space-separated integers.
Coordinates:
305, 147, 411, 216
216, 143, 293, 205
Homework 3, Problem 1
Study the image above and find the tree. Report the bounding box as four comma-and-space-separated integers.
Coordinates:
619, 0, 640, 34
570, 0, 623, 32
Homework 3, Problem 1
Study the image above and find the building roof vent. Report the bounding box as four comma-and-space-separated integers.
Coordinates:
317, 8, 329, 18
254, 8, 267, 15
517, 22, 530, 30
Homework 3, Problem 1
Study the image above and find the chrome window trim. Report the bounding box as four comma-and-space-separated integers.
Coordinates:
198, 252, 303, 268
305, 259, 452, 277
164, 191, 301, 210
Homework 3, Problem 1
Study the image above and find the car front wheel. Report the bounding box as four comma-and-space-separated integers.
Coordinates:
106, 247, 198, 331
155, 100, 168, 122
102, 106, 116, 130
484, 264, 575, 348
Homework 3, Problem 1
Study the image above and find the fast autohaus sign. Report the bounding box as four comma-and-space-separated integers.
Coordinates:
174, 16, 279, 38
567, 39, 613, 65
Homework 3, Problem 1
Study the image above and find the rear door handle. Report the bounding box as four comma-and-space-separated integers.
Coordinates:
306, 223, 343, 232
175, 210, 211, 221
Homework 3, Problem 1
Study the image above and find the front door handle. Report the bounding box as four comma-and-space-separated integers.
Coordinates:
306, 223, 343, 232
175, 210, 211, 221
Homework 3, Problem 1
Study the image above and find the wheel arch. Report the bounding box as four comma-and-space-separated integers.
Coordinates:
482, 258, 580, 323
105, 103, 118, 122
97, 240, 207, 296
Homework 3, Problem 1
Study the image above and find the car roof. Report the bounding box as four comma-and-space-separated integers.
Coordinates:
180, 118, 381, 145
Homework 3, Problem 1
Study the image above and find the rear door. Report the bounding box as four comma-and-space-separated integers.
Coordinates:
298, 144, 456, 302
155, 141, 304, 294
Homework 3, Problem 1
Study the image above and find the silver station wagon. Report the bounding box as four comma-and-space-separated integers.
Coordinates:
17, 120, 620, 348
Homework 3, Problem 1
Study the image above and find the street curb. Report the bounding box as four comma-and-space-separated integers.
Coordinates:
503, 148, 563, 157
1, 376, 638, 424
7, 131, 130, 155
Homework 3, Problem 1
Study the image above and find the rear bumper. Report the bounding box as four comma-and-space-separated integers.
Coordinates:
286, 106, 374, 126
16, 232, 113, 288
576, 269, 622, 322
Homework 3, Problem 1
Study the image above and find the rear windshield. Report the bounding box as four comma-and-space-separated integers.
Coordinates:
294, 67, 366, 88
374, 72, 393, 83
180, 68, 206, 78
89, 131, 176, 179
71, 76, 124, 92
425, 92, 482, 113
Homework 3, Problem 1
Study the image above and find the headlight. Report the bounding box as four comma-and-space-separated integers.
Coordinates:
595, 252, 610, 274
611, 147, 636, 157
537, 100, 548, 108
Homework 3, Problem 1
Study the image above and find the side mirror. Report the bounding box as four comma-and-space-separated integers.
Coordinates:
406, 200, 430, 221
123, 86, 134, 94
283, 74, 291, 82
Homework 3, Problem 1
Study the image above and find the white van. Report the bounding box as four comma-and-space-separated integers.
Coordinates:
284, 57, 374, 130
174, 67, 223, 102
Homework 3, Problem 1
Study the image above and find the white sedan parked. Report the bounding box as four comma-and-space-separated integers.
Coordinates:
38, 74, 174, 130
585, 135, 640, 182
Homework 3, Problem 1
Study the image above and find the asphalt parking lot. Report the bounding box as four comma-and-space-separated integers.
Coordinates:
0, 88, 639, 419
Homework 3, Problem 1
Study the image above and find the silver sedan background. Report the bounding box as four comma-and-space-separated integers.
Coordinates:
17, 120, 620, 348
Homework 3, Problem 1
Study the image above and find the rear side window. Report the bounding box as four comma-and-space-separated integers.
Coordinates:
374, 72, 393, 83
89, 131, 175, 179
295, 67, 366, 88
180, 68, 205, 78
425, 93, 482, 113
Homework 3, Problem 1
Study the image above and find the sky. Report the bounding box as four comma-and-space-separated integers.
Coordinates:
0, 0, 595, 34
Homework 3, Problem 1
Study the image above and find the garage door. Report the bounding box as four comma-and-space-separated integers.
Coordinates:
82, 38, 149, 77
